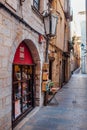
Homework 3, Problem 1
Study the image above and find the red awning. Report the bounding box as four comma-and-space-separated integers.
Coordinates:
13, 42, 33, 65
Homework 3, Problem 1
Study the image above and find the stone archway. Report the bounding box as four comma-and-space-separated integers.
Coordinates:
24, 39, 41, 106
8, 39, 41, 107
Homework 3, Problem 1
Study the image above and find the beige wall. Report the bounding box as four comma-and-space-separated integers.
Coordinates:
48, 0, 71, 87
50, 0, 65, 49
56, 0, 65, 51
52, 0, 69, 52
70, 36, 81, 72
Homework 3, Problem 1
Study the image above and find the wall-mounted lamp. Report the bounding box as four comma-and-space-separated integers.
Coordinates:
43, 12, 58, 37
42, 5, 59, 106
81, 43, 84, 50
43, 10, 58, 62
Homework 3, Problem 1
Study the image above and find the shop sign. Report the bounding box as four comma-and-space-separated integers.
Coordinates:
13, 42, 33, 65
39, 35, 44, 44
19, 46, 25, 59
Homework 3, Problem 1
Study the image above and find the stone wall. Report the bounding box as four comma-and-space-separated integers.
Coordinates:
0, 1, 46, 129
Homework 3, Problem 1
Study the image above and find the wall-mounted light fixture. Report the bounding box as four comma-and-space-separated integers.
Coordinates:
43, 8, 58, 62
42, 3, 59, 106
43, 11, 58, 38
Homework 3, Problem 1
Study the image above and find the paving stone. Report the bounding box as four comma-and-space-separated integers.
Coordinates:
14, 73, 87, 130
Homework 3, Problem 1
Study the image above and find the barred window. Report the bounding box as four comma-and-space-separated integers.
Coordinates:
33, 0, 40, 10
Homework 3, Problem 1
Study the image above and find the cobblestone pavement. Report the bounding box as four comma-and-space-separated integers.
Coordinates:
14, 73, 87, 130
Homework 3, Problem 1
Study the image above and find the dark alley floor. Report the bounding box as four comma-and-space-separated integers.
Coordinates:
14, 72, 87, 130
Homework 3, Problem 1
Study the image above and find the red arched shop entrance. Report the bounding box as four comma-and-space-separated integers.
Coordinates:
12, 42, 35, 127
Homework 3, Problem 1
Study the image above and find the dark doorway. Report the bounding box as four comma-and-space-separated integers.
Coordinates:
49, 60, 53, 80
62, 59, 66, 83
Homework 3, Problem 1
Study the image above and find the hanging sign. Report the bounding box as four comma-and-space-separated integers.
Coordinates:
19, 46, 25, 59
39, 35, 44, 44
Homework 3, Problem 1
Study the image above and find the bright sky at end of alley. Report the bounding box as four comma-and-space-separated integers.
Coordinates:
70, 0, 86, 37
71, 0, 85, 14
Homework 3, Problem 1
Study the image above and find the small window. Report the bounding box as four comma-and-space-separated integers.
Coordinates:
33, 0, 40, 10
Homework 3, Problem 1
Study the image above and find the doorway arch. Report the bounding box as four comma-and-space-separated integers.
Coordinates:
12, 40, 41, 127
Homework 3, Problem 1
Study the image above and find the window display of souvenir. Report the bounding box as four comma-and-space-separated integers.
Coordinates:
15, 72, 21, 81
14, 83, 21, 100
15, 100, 21, 118
14, 65, 21, 81
22, 96, 28, 111
28, 66, 32, 74
13, 64, 34, 122
22, 83, 27, 96
22, 66, 28, 80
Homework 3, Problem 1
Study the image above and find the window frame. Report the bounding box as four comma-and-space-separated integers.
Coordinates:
33, 0, 40, 10
12, 64, 35, 127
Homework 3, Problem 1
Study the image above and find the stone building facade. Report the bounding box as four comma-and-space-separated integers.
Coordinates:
48, 0, 72, 88
70, 36, 81, 73
0, 0, 72, 129
0, 0, 48, 129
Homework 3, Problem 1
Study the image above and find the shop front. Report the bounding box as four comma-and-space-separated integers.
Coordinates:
12, 42, 35, 127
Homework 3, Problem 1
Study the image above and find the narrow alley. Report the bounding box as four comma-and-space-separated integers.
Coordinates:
0, 1, 86, 129
14, 70, 87, 130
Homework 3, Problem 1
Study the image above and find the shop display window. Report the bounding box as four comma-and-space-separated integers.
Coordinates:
12, 65, 34, 121
14, 65, 21, 81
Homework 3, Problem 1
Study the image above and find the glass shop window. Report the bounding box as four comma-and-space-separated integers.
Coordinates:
12, 65, 34, 120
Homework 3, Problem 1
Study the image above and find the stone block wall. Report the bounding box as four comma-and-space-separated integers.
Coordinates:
0, 0, 47, 129
0, 8, 12, 129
